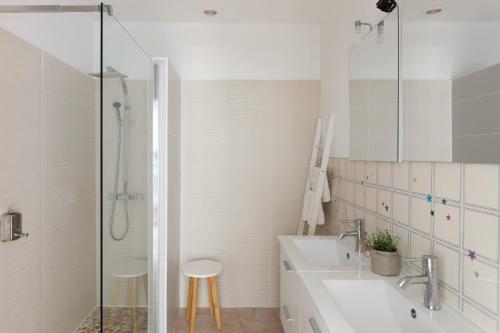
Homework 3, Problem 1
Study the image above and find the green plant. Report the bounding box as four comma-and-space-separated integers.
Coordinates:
366, 230, 399, 252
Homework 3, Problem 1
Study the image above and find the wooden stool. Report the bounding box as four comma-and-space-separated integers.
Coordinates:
183, 260, 223, 333
111, 259, 148, 306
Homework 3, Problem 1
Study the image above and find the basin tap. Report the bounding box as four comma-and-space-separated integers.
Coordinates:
398, 255, 441, 310
339, 219, 365, 254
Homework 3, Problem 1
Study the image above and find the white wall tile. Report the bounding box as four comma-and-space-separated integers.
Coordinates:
354, 184, 365, 207
365, 162, 377, 184
365, 186, 377, 212
464, 164, 499, 209
411, 162, 432, 195
463, 258, 498, 313
355, 161, 365, 182
378, 162, 392, 187
345, 160, 355, 180
392, 224, 409, 257
463, 302, 497, 333
393, 162, 409, 190
410, 198, 431, 235
434, 163, 461, 201
393, 193, 409, 225
464, 210, 498, 261
410, 232, 431, 258
377, 189, 391, 218
434, 243, 459, 289
434, 204, 460, 246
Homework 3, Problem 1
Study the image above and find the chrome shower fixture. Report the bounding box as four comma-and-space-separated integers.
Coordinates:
355, 20, 373, 34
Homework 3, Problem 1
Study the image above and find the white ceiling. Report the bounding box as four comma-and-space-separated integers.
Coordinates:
0, 0, 324, 22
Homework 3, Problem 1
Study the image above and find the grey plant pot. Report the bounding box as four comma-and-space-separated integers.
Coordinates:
371, 250, 400, 276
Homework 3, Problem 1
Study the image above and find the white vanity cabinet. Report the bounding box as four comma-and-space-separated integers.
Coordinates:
299, 280, 329, 333
280, 247, 301, 333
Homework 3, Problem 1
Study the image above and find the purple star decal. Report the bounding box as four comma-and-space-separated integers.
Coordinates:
442, 198, 447, 205
385, 205, 389, 212
467, 249, 477, 261
426, 194, 433, 203
446, 214, 452, 221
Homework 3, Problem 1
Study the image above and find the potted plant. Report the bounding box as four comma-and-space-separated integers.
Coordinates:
366, 230, 400, 276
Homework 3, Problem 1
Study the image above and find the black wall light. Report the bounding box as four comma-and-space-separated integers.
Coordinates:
376, 0, 397, 13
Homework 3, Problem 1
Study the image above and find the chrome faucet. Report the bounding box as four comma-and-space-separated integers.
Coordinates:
339, 219, 365, 254
398, 255, 441, 310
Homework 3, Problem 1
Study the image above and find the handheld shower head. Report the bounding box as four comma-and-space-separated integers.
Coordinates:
112, 101, 122, 123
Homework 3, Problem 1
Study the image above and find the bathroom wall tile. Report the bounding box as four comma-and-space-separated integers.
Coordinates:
43, 91, 74, 134
377, 189, 391, 218
0, 27, 42, 84
0, 74, 41, 128
355, 160, 365, 182
345, 182, 355, 203
378, 162, 392, 187
392, 224, 409, 257
464, 164, 499, 209
377, 217, 391, 231
354, 184, 365, 207
434, 204, 460, 246
365, 213, 377, 235
463, 302, 497, 333
393, 193, 409, 225
410, 198, 431, 235
411, 162, 432, 195
365, 162, 377, 184
439, 287, 459, 310
463, 258, 498, 313
434, 243, 459, 290
434, 163, 461, 201
410, 232, 431, 259
365, 186, 377, 212
346, 160, 355, 179
345, 204, 355, 220
393, 162, 409, 191
338, 159, 346, 178
43, 54, 75, 100
464, 210, 498, 261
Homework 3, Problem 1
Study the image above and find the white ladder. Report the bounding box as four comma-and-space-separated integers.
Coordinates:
297, 114, 335, 236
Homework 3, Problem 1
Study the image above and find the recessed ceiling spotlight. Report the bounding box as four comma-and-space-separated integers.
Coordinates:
426, 8, 443, 15
203, 9, 218, 17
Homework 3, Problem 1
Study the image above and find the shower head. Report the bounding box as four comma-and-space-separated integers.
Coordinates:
88, 66, 128, 79
113, 101, 122, 109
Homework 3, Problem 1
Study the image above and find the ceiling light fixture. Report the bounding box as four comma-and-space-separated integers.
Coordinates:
426, 8, 442, 15
203, 9, 218, 17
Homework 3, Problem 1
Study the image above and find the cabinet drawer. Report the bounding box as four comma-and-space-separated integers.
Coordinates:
280, 248, 300, 333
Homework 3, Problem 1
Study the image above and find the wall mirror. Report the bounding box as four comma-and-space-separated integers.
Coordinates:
401, 0, 500, 163
349, 9, 399, 162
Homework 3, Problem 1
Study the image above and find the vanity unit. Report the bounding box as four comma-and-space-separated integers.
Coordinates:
279, 236, 483, 333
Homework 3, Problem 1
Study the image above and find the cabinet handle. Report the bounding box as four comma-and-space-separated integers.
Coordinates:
309, 317, 322, 333
282, 305, 294, 322
282, 260, 293, 272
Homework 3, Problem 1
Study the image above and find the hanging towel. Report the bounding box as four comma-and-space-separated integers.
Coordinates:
309, 167, 331, 203
302, 190, 326, 225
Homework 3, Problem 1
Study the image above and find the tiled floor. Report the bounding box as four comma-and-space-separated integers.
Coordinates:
75, 306, 148, 333
174, 308, 284, 333
75, 307, 283, 333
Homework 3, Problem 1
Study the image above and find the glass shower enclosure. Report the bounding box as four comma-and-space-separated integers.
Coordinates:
0, 4, 159, 332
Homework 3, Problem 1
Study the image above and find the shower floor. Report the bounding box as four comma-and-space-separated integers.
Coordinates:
76, 306, 148, 333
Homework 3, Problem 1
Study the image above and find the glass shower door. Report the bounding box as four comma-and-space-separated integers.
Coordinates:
101, 13, 155, 332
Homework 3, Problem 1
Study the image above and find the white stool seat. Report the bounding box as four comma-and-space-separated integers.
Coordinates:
183, 260, 223, 278
112, 259, 147, 278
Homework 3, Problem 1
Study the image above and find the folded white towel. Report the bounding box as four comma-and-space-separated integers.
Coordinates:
302, 190, 326, 225
309, 167, 331, 203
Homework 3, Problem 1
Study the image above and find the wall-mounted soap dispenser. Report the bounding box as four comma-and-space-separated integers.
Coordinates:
1, 209, 28, 242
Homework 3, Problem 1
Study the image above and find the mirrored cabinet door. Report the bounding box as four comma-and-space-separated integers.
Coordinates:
401, 0, 500, 163
349, 9, 399, 162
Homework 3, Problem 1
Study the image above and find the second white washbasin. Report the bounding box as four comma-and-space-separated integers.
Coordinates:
322, 279, 481, 333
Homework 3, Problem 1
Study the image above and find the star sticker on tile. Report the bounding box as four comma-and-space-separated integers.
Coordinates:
430, 210, 435, 216
446, 214, 452, 221
385, 205, 389, 212
361, 181, 364, 185
382, 202, 385, 207
426, 194, 433, 203
442, 198, 447, 205
467, 249, 477, 261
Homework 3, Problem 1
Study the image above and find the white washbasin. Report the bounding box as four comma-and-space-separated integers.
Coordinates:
292, 238, 359, 267
278, 236, 369, 272
322, 279, 480, 333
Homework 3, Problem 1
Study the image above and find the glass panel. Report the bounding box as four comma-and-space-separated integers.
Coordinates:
0, 9, 100, 333
101, 13, 155, 332
349, 9, 399, 161
401, 0, 500, 163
